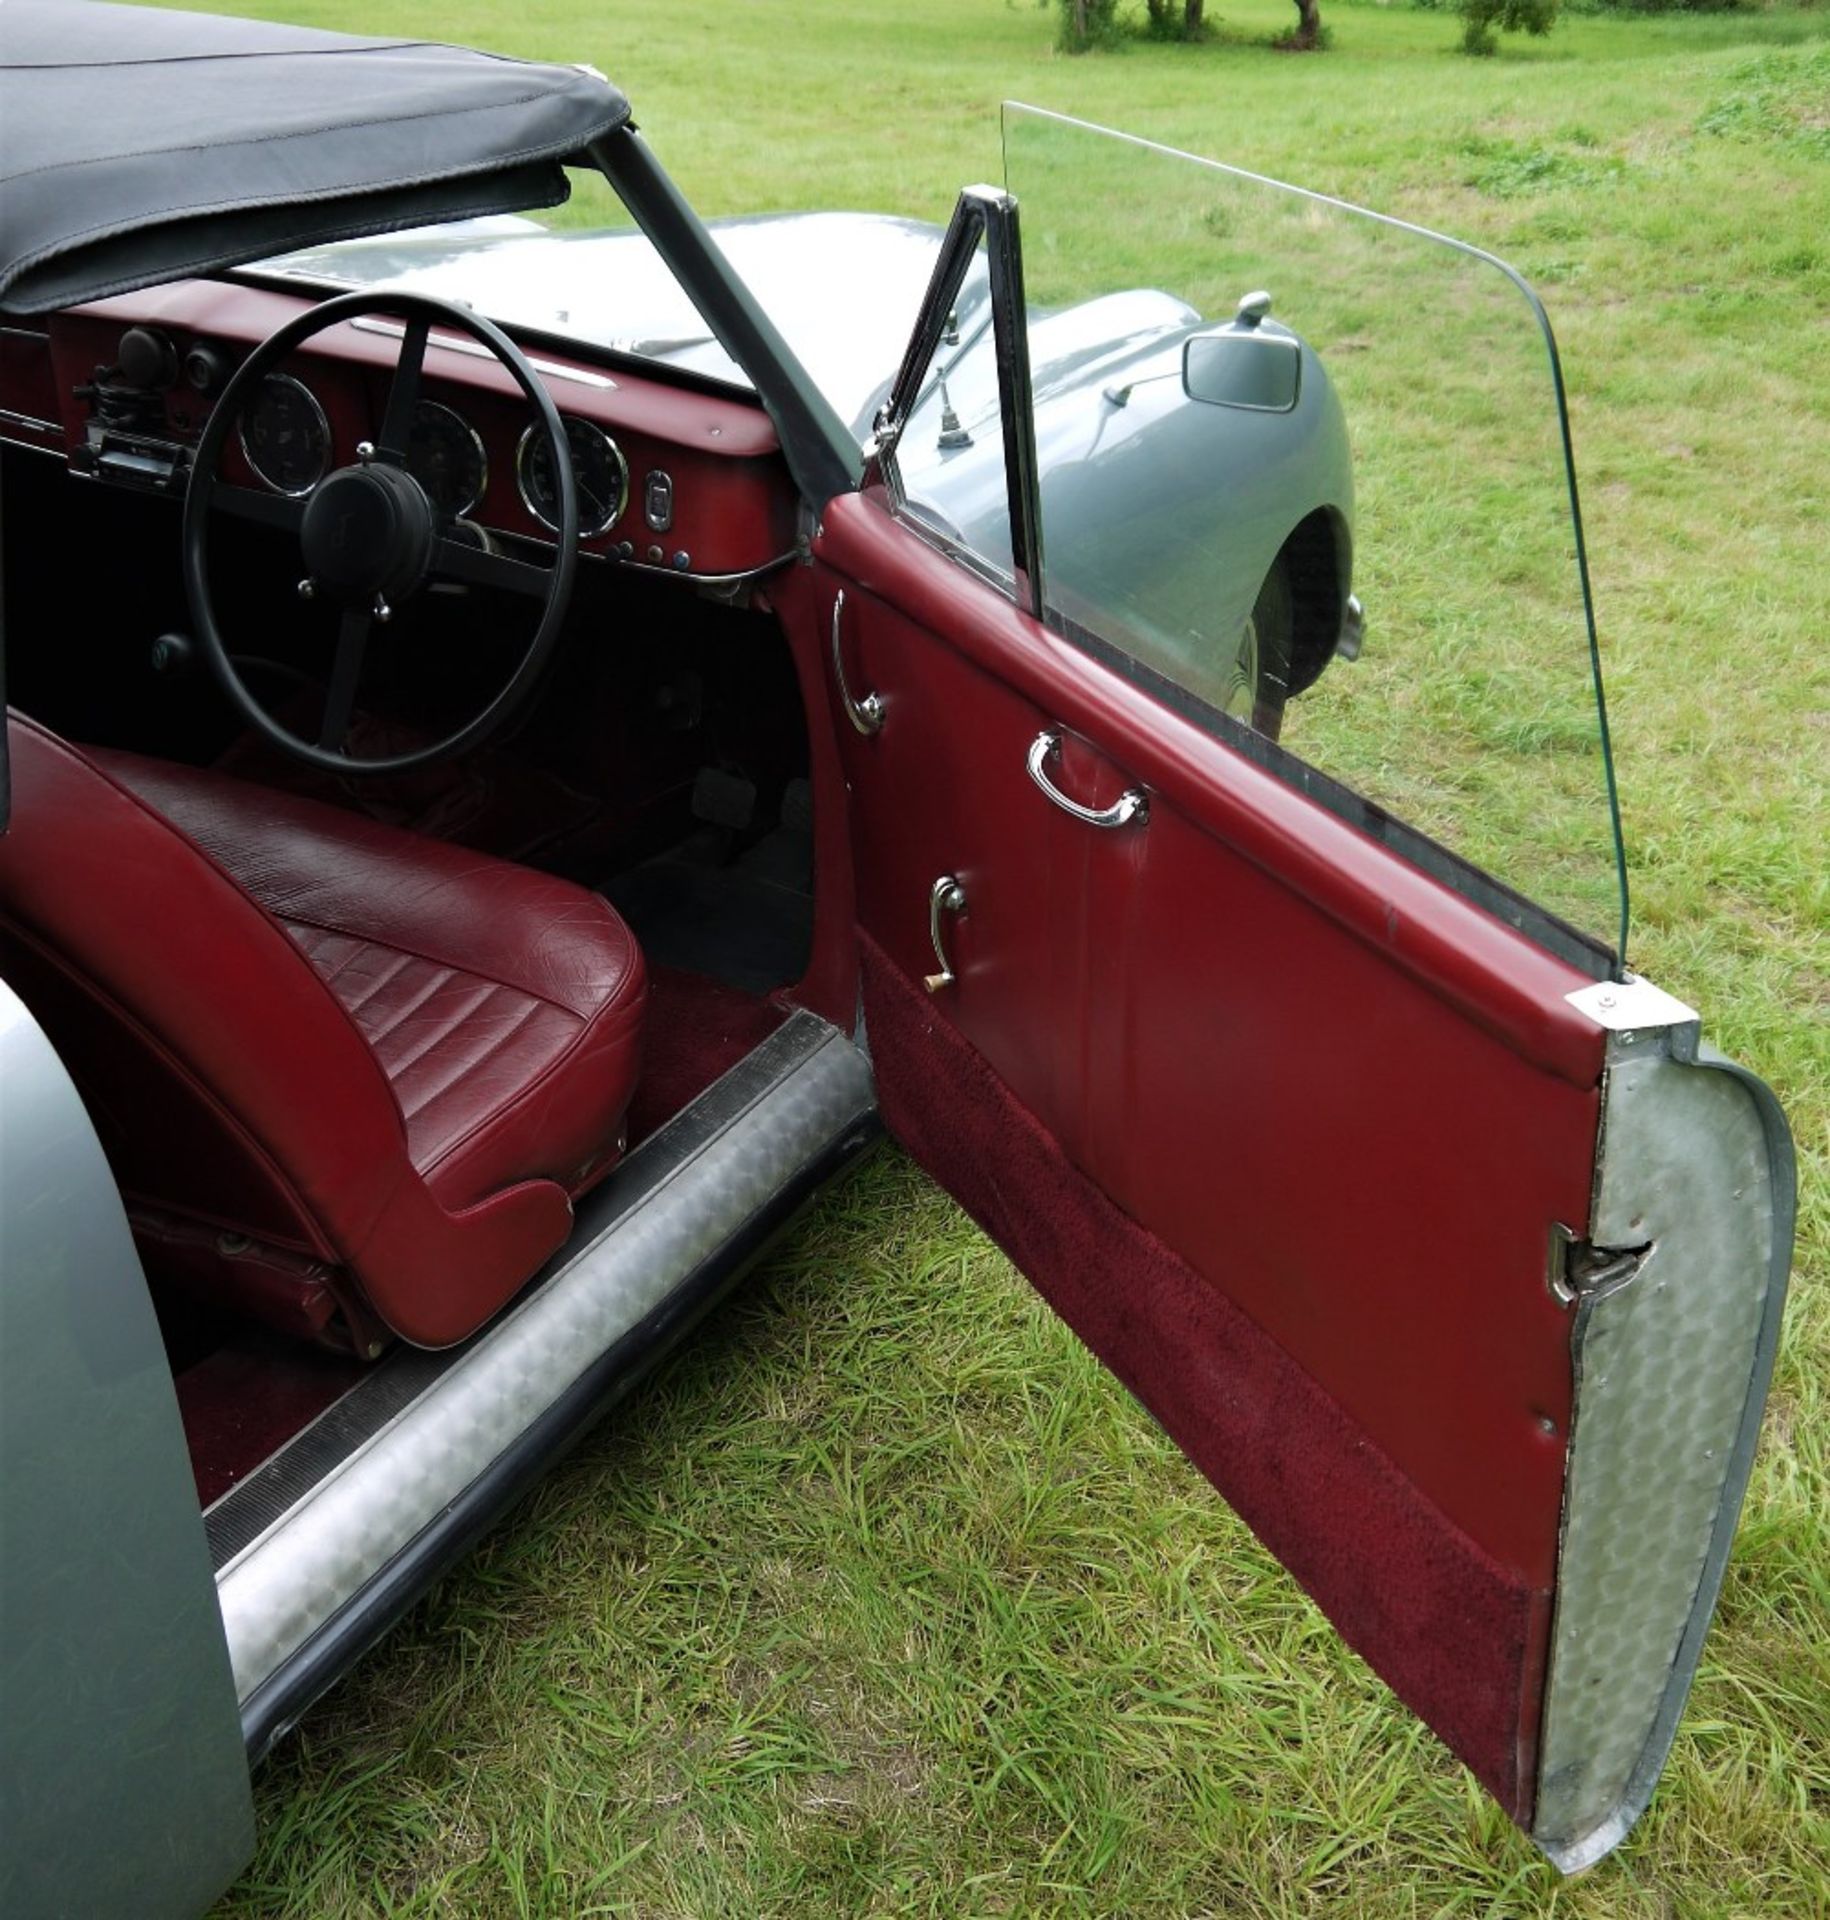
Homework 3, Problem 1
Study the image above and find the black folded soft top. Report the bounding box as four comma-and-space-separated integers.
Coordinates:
0, 0, 629, 316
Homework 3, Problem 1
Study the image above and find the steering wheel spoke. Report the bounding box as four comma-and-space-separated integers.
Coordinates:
434, 535, 551, 598
373, 315, 429, 460
210, 483, 307, 534
317, 608, 373, 752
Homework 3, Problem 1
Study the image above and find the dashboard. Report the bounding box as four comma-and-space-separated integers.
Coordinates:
0, 279, 800, 585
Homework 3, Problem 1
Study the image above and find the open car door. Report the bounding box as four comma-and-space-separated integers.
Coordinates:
811, 112, 1794, 1869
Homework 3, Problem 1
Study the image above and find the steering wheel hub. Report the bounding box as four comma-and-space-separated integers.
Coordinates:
300, 462, 436, 607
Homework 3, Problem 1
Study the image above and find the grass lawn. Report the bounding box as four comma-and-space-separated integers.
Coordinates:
192, 0, 1827, 1911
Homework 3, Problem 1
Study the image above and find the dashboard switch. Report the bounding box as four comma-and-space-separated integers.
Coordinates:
643, 469, 673, 532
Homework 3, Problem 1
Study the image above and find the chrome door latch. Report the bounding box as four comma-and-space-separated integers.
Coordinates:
1026, 730, 1147, 829
925, 875, 967, 993
830, 590, 885, 736
1547, 1222, 1652, 1308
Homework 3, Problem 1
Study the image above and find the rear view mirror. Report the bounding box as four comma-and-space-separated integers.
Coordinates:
1182, 328, 1301, 413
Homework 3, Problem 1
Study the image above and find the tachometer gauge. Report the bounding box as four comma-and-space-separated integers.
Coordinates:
516, 417, 629, 540
405, 400, 487, 519
239, 373, 331, 496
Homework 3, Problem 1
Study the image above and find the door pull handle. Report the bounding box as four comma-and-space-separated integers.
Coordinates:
1026, 730, 1147, 829
830, 590, 885, 736
925, 875, 967, 993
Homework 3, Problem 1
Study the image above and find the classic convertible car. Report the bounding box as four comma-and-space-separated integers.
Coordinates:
0, 5, 1794, 1914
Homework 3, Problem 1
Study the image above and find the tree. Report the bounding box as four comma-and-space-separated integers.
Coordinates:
1282, 0, 1324, 48
1458, 0, 1558, 53
1055, 0, 1122, 50
1143, 0, 1207, 37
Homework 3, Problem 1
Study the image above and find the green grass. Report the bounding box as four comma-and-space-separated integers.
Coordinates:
194, 0, 1829, 1911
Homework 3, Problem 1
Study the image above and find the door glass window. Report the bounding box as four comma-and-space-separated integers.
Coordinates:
1000, 104, 1627, 964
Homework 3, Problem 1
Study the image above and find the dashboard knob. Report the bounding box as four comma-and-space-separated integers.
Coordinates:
149, 631, 196, 677
183, 343, 229, 393
118, 326, 179, 390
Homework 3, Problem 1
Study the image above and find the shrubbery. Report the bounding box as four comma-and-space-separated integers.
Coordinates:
1053, 0, 1321, 50
1053, 0, 1126, 50
1456, 0, 1559, 55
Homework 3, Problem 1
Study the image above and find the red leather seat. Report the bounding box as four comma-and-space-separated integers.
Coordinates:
0, 713, 646, 1349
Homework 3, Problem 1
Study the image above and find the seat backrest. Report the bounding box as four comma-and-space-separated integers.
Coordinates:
0, 712, 418, 1267
0, 714, 579, 1347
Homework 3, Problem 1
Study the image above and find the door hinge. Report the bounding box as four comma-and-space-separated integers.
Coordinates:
1548, 1224, 1652, 1308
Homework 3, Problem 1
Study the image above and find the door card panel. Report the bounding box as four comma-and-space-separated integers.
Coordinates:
824, 504, 1601, 1585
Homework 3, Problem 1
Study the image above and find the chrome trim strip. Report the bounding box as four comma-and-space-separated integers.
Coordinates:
215, 1012, 876, 1707
501, 526, 799, 592
0, 429, 65, 458
0, 405, 61, 438
350, 315, 617, 389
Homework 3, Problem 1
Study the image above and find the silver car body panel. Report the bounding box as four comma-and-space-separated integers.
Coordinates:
217, 1010, 876, 1711
0, 982, 254, 1919
259, 210, 1355, 687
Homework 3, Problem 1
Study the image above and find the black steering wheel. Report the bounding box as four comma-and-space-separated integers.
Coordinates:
183, 289, 579, 775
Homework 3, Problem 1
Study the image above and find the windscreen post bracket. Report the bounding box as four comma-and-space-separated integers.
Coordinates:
870, 184, 1046, 620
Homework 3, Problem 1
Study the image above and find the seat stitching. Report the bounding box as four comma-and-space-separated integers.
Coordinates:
297, 928, 366, 988
417, 978, 645, 1188
336, 946, 419, 1017
358, 962, 459, 1048
258, 903, 634, 1019
384, 979, 508, 1083
397, 994, 550, 1124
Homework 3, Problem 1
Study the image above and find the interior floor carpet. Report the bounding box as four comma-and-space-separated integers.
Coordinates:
603, 826, 812, 994
625, 965, 788, 1147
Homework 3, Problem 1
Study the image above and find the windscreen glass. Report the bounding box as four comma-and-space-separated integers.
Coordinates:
1002, 104, 1626, 963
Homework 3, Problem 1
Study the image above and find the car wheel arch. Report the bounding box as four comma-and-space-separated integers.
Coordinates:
1279, 505, 1353, 701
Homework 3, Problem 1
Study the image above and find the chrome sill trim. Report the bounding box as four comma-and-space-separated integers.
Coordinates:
215, 1010, 875, 1708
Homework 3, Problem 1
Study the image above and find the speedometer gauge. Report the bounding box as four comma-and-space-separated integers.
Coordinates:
239, 373, 330, 496
516, 418, 629, 540
405, 400, 487, 519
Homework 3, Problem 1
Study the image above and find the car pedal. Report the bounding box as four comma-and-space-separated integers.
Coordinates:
780, 776, 814, 835
692, 766, 755, 831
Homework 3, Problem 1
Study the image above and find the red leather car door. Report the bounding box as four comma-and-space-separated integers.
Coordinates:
802, 170, 1789, 1878
819, 485, 1600, 1828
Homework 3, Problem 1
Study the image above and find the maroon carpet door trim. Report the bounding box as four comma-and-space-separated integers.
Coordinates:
860, 934, 1546, 1824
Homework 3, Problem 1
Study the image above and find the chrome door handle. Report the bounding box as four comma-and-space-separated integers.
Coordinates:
830, 590, 884, 736
924, 874, 966, 993
1026, 730, 1148, 829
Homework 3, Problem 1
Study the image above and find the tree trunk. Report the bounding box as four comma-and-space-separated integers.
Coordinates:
1289, 0, 1322, 46
1184, 0, 1205, 35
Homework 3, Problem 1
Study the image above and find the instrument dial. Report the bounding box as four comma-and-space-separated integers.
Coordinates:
405, 400, 487, 519
239, 373, 331, 496
516, 417, 629, 540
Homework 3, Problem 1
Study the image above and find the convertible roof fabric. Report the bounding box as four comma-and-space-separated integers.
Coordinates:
0, 2, 630, 316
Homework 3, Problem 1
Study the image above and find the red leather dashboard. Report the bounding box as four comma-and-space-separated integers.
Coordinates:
1, 278, 798, 581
